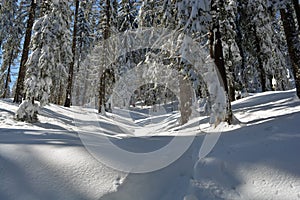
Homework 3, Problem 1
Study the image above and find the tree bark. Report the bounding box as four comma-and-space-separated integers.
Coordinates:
210, 0, 232, 124
236, 2, 247, 91
280, 4, 300, 98
98, 0, 111, 113
292, 0, 300, 29
2, 50, 13, 98
253, 26, 267, 92
98, 71, 106, 113
14, 0, 36, 103
64, 0, 79, 107
227, 48, 236, 102
179, 75, 193, 125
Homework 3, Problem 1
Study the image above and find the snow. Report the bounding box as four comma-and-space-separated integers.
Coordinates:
1, 90, 300, 199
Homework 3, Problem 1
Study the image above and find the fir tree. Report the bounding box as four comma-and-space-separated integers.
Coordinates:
238, 0, 282, 92
118, 0, 137, 31
137, 0, 163, 28
16, 0, 72, 121
280, 1, 300, 98
72, 0, 95, 105
97, 0, 118, 113
218, 0, 241, 101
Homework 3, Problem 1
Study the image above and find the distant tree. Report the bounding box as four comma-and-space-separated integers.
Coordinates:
72, 0, 95, 105
280, 2, 300, 98
64, 0, 79, 107
267, 2, 291, 91
50, 1, 72, 105
98, 0, 118, 113
218, 0, 241, 102
235, 1, 247, 92
237, 0, 285, 92
137, 0, 163, 27
292, 0, 300, 28
118, 0, 137, 31
161, 0, 177, 29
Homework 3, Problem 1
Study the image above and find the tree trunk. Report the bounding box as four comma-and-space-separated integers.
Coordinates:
2, 50, 13, 98
236, 2, 247, 91
210, 0, 232, 124
292, 0, 300, 29
253, 26, 266, 92
280, 4, 300, 98
227, 48, 236, 102
64, 0, 79, 107
98, 71, 106, 113
179, 75, 193, 125
98, 0, 111, 113
14, 0, 36, 103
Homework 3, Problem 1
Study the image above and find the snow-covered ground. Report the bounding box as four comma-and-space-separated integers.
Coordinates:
1, 90, 300, 200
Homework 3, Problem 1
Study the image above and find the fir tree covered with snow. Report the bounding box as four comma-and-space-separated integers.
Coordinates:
118, 0, 137, 31
72, 0, 95, 105
16, 0, 72, 121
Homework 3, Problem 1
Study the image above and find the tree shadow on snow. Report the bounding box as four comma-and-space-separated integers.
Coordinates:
0, 151, 90, 200
0, 128, 82, 147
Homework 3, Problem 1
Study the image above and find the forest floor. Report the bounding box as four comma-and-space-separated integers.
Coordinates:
1, 90, 300, 200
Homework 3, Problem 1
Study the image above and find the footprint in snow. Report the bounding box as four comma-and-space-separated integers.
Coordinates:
113, 176, 124, 188
183, 194, 198, 200
264, 126, 278, 132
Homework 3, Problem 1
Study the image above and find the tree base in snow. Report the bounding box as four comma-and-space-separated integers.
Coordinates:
15, 100, 39, 122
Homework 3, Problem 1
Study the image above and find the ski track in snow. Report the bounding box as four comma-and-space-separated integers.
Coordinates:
0, 89, 300, 200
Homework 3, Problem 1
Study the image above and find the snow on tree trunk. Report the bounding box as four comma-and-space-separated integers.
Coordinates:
15, 99, 38, 122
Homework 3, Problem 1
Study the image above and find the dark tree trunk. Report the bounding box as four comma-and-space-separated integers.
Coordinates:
236, 2, 247, 91
253, 26, 267, 92
64, 0, 79, 107
98, 0, 111, 113
2, 50, 13, 98
179, 75, 193, 125
280, 4, 300, 98
81, 71, 88, 106
98, 71, 106, 113
209, 0, 232, 124
292, 0, 300, 29
14, 0, 36, 103
227, 48, 236, 102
